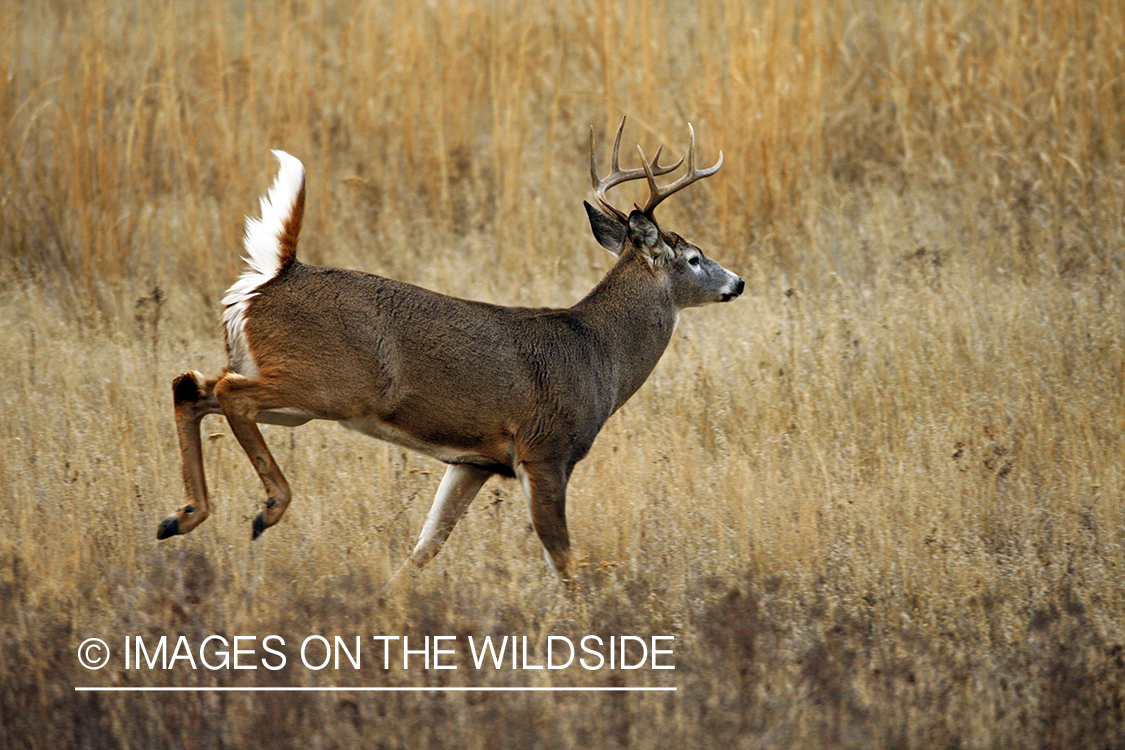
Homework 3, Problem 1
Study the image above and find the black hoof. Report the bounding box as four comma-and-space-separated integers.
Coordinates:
156, 517, 180, 540
251, 513, 267, 540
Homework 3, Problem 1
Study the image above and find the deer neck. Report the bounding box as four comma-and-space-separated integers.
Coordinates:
573, 251, 678, 410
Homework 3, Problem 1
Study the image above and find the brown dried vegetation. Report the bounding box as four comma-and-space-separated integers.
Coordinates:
2, 0, 1124, 747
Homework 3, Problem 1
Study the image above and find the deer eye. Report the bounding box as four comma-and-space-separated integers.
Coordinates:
687, 255, 701, 267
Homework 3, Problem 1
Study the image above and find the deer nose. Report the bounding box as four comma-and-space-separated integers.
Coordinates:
720, 278, 747, 301
721, 278, 744, 301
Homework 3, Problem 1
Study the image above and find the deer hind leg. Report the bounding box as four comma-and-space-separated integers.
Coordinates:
516, 461, 573, 578
211, 372, 294, 539
158, 371, 222, 539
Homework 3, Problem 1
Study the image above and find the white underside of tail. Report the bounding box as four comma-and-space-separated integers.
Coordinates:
221, 150, 305, 378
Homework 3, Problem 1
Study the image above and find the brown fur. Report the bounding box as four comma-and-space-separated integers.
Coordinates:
275, 183, 304, 271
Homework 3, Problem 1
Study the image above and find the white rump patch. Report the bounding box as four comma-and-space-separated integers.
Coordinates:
221, 150, 306, 378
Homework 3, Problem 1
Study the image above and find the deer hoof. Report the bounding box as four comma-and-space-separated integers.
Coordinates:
251, 513, 268, 540
156, 517, 180, 540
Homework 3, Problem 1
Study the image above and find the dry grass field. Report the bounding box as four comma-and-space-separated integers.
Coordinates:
2, 0, 1124, 747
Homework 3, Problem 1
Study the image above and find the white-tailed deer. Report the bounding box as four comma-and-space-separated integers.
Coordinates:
159, 117, 743, 578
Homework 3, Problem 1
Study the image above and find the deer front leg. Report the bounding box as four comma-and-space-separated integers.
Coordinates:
158, 371, 222, 539
212, 373, 293, 539
516, 461, 573, 578
385, 464, 492, 589
408, 463, 493, 568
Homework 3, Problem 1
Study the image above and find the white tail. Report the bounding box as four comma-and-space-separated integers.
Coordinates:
221, 150, 306, 379
159, 118, 743, 579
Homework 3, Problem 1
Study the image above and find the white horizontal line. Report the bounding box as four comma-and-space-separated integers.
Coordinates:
75, 686, 676, 693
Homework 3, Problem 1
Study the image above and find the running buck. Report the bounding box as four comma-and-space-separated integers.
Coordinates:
158, 117, 743, 578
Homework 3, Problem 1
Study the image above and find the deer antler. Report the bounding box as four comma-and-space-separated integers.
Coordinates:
636, 123, 723, 216
589, 116, 682, 222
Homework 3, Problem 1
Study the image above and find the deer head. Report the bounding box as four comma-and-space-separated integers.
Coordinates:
584, 117, 743, 308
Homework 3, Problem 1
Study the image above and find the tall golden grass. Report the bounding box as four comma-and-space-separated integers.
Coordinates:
2, 0, 1123, 747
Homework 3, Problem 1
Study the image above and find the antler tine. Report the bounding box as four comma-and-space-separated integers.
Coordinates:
638, 123, 723, 216
590, 116, 683, 221
610, 116, 626, 175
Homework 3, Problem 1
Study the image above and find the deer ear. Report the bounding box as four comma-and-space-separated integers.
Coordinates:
627, 211, 674, 267
627, 211, 660, 249
584, 201, 626, 256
